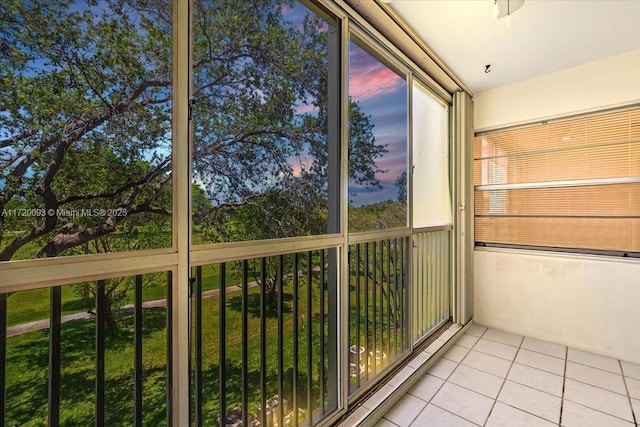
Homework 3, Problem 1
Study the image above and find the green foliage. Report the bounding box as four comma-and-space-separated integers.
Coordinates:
191, 0, 385, 243
1, 0, 386, 260
396, 171, 407, 202
349, 200, 407, 233
1, 0, 173, 260
5, 276, 332, 425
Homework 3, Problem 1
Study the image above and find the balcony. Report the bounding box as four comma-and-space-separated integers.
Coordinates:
343, 324, 640, 426
1, 0, 639, 426
0, 229, 455, 426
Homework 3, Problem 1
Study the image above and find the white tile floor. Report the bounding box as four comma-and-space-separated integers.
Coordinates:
377, 325, 640, 427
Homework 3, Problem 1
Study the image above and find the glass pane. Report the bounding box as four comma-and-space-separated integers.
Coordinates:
192, 1, 338, 244
0, 0, 173, 261
412, 82, 452, 227
348, 39, 408, 232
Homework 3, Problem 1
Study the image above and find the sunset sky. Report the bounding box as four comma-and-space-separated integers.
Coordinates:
349, 40, 408, 206
283, 1, 408, 207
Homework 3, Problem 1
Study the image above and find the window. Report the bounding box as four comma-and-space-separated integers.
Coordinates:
191, 1, 339, 243
474, 107, 640, 254
0, 1, 173, 261
348, 37, 408, 233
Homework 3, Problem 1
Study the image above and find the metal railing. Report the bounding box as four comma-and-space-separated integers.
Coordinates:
0, 231, 453, 425
0, 272, 173, 426
347, 235, 411, 396
191, 248, 338, 426
412, 228, 451, 343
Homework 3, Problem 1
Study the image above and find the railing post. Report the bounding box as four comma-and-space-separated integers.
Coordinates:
1, 293, 7, 426
48, 286, 61, 427
134, 275, 143, 427
95, 280, 105, 427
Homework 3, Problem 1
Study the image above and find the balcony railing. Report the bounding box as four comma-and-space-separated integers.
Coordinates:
347, 235, 410, 396
0, 272, 172, 426
0, 230, 452, 426
412, 228, 451, 343
191, 248, 338, 426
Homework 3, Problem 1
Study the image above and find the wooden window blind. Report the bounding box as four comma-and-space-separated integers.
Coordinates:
474, 107, 640, 254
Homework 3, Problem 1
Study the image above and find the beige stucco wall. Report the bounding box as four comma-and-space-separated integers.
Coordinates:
474, 50, 640, 132
472, 49, 640, 363
474, 249, 640, 364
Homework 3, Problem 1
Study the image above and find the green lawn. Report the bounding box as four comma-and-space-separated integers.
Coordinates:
5, 275, 334, 426
6, 264, 231, 327
5, 252, 411, 425
6, 307, 170, 426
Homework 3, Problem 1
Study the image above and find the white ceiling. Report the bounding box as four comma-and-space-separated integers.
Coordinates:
389, 0, 640, 94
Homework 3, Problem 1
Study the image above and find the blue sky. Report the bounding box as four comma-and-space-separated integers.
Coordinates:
349, 40, 408, 206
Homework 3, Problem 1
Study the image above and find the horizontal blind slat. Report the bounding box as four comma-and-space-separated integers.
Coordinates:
475, 183, 640, 216
474, 106, 640, 253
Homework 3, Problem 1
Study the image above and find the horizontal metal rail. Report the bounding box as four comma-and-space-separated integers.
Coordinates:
190, 234, 344, 266
412, 224, 453, 234
347, 228, 411, 245
475, 176, 640, 192
0, 250, 177, 294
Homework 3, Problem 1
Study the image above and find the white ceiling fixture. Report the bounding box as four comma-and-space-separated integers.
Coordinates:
388, 1, 640, 94
492, 0, 525, 28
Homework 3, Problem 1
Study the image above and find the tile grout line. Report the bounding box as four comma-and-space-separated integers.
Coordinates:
619, 359, 639, 427
373, 326, 460, 426
428, 401, 484, 426
558, 345, 568, 426
403, 329, 482, 426
404, 374, 448, 425
408, 326, 489, 427
437, 327, 488, 426
562, 373, 631, 398
567, 356, 628, 376
482, 333, 524, 427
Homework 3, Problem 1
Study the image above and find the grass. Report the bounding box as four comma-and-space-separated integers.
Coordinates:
6, 307, 170, 426
5, 249, 414, 425
6, 264, 230, 327
5, 273, 335, 426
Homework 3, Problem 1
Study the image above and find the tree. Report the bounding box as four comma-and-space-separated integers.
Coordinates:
1, 0, 172, 260
71, 220, 169, 329
348, 200, 406, 233
396, 171, 407, 203
1, 0, 385, 264
190, 0, 386, 241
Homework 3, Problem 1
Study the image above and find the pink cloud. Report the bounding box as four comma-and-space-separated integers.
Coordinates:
295, 103, 318, 115
280, 3, 293, 16
350, 66, 404, 101
288, 155, 314, 177
349, 43, 405, 101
